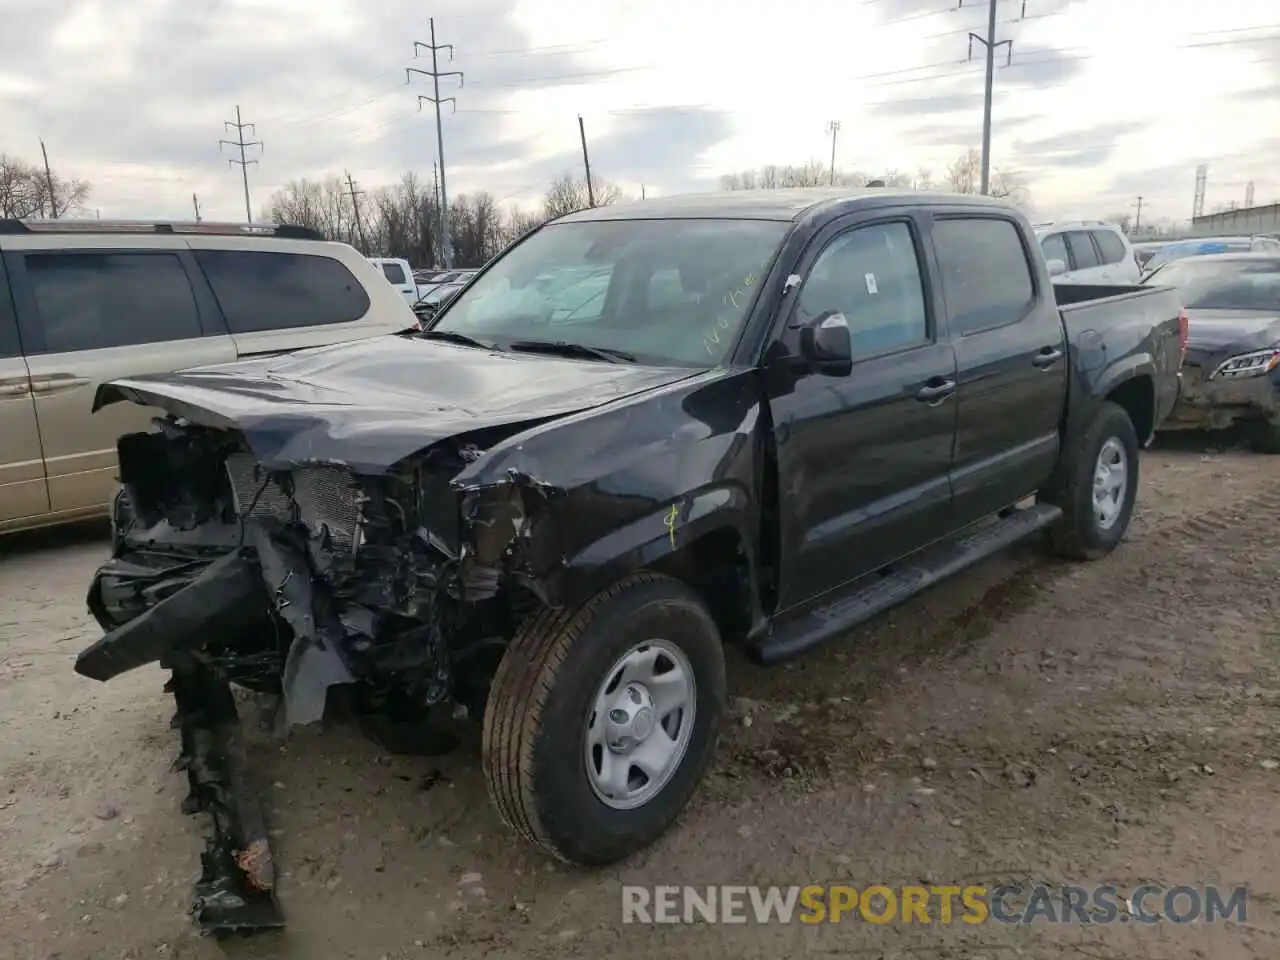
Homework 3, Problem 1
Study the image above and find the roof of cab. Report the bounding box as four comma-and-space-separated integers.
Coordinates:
553, 187, 1017, 224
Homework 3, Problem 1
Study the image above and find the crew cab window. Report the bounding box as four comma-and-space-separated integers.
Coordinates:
433, 219, 788, 366
1065, 232, 1100, 269
798, 221, 928, 358
0, 259, 18, 358
194, 251, 371, 333
381, 262, 407, 284
933, 217, 1036, 334
1093, 230, 1127, 265
1040, 233, 1068, 265
24, 252, 202, 354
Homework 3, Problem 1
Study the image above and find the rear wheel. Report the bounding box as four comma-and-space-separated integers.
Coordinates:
1041, 401, 1140, 560
482, 572, 725, 866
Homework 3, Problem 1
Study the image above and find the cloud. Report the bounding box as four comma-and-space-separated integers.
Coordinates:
0, 0, 1277, 224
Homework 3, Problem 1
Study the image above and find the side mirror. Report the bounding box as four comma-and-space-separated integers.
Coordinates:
799, 310, 852, 376
1046, 257, 1067, 277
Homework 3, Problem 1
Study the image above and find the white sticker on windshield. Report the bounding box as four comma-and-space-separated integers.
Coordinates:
864, 272, 878, 295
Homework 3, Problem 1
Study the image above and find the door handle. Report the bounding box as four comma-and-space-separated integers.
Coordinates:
1032, 347, 1063, 368
916, 379, 956, 403
0, 381, 32, 398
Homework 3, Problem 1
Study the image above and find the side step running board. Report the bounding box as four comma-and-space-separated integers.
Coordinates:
747, 502, 1062, 666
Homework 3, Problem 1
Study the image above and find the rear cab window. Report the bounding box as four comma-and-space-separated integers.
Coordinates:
193, 250, 371, 333
932, 217, 1036, 335
21, 252, 203, 353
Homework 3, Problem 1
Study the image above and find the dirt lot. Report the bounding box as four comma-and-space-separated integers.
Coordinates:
2, 438, 1279, 960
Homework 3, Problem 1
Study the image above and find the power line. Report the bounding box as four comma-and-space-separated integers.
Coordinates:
218, 105, 261, 222
407, 18, 463, 269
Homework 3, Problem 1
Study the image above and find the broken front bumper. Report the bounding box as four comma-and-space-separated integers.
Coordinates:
1162, 366, 1280, 431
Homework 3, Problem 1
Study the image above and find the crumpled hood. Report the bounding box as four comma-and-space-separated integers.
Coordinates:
94, 336, 696, 472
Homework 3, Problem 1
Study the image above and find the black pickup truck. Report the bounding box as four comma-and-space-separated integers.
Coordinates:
74, 189, 1184, 931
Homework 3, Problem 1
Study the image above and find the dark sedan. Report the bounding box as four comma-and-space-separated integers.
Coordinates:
1145, 253, 1280, 449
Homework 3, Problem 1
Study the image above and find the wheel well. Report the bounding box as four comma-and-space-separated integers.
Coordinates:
1106, 375, 1154, 444
650, 527, 752, 644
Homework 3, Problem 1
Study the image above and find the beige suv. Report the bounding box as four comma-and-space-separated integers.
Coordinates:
0, 219, 417, 535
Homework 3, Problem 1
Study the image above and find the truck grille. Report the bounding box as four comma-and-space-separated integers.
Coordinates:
224, 453, 362, 549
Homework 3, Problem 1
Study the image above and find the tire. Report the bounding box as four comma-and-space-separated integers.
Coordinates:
482, 571, 726, 866
1041, 400, 1140, 561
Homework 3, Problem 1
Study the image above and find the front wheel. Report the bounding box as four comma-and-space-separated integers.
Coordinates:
481, 572, 726, 866
1041, 401, 1140, 560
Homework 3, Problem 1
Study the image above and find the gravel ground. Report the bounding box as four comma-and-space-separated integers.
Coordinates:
2, 437, 1278, 960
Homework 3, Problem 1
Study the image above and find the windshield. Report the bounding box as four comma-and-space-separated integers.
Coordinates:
430, 218, 789, 366
1146, 258, 1280, 310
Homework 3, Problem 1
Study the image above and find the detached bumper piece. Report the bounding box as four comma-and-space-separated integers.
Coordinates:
75, 549, 286, 934
169, 659, 284, 935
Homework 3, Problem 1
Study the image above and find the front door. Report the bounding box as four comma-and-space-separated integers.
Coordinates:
0, 261, 48, 526
768, 214, 958, 612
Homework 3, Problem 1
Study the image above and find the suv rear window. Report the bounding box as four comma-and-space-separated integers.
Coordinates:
381, 262, 407, 284
24, 252, 203, 353
1065, 232, 1100, 270
933, 217, 1036, 334
1093, 229, 1127, 265
194, 251, 371, 333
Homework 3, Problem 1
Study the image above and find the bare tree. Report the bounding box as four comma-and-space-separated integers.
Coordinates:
542, 173, 624, 221
945, 148, 1031, 206
0, 153, 90, 219
720, 161, 873, 190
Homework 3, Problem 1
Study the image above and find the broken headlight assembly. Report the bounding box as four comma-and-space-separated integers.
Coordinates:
1209, 348, 1280, 380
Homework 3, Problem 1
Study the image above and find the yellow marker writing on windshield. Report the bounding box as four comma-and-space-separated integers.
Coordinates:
664, 503, 679, 547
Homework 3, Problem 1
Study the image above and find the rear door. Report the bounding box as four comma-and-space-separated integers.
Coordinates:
0, 254, 48, 526
190, 246, 393, 358
5, 239, 237, 515
929, 212, 1068, 524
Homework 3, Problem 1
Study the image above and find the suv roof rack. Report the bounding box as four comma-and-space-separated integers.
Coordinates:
0, 218, 325, 241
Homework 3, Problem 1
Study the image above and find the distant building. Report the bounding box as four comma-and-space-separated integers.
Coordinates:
1190, 201, 1280, 237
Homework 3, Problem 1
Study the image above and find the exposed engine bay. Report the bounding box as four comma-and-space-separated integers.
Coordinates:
75, 416, 548, 933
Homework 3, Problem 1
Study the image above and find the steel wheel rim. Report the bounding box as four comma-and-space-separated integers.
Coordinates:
1092, 436, 1128, 531
584, 639, 696, 811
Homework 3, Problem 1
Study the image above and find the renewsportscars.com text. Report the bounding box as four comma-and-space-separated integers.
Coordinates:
621, 884, 1248, 925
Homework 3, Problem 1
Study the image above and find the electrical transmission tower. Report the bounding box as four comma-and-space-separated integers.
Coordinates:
407, 18, 463, 268
1192, 164, 1208, 220
961, 0, 1026, 195
219, 105, 261, 222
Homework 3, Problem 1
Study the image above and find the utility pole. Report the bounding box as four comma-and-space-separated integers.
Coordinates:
1132, 195, 1143, 232
192, 193, 202, 222
219, 105, 261, 222
431, 160, 442, 264
1245, 181, 1255, 208
962, 0, 1019, 195
345, 171, 368, 254
1193, 164, 1208, 221
408, 19, 463, 269
578, 115, 595, 207
826, 121, 841, 186
39, 138, 58, 218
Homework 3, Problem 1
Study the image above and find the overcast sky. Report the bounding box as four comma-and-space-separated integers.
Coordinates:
2, 0, 1277, 225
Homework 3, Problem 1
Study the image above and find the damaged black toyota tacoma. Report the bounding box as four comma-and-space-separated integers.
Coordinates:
75, 189, 1185, 932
